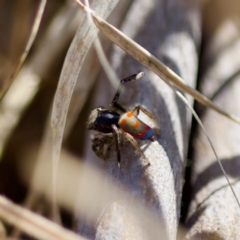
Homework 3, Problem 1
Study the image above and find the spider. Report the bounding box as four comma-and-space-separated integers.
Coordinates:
87, 72, 160, 167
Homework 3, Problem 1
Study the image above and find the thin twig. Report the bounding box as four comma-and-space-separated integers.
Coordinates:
172, 86, 240, 209
195, 178, 240, 211
84, 0, 119, 89
0, 0, 47, 100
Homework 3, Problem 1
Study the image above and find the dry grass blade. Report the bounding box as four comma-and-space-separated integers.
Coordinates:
63, 0, 133, 138
0, 196, 86, 240
51, 0, 119, 221
0, 0, 47, 100
92, 15, 240, 124
75, 0, 240, 125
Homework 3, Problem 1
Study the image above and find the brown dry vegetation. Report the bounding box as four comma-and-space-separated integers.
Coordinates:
0, 0, 240, 239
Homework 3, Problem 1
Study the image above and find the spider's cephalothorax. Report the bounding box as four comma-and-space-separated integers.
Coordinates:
87, 72, 160, 167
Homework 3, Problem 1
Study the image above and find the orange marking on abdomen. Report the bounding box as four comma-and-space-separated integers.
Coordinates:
127, 112, 133, 117
134, 121, 140, 128
120, 119, 127, 131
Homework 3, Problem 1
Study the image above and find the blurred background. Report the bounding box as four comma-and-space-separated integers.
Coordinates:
1, 0, 240, 239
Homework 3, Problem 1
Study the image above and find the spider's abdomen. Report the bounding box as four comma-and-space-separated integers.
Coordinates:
118, 111, 154, 140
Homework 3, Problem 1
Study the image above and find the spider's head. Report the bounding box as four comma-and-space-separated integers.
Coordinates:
87, 107, 120, 133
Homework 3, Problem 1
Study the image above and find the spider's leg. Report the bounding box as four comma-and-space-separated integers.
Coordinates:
132, 105, 160, 137
111, 124, 121, 168
123, 131, 150, 166
111, 72, 144, 112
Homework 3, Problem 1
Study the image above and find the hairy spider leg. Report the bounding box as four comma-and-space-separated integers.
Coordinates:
122, 131, 150, 166
111, 72, 144, 112
132, 105, 160, 138
111, 124, 121, 167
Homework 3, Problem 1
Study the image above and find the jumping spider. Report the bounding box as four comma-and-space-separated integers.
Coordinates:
87, 72, 160, 167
